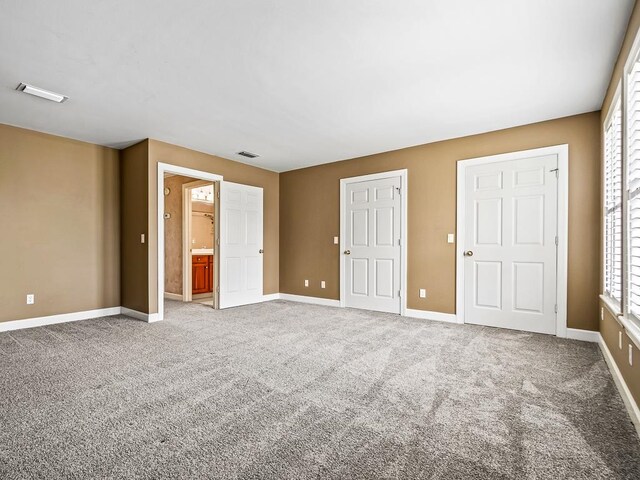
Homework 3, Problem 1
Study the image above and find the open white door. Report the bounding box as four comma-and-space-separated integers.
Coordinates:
343, 175, 402, 314
462, 154, 558, 334
218, 181, 263, 308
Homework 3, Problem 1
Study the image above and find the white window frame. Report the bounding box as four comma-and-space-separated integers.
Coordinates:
601, 27, 640, 350
602, 84, 623, 307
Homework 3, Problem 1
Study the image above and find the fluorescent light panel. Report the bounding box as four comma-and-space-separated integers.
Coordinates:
16, 83, 68, 103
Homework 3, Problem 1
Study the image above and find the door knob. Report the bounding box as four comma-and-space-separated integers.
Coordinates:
344, 250, 351, 255
463, 250, 474, 257
259, 249, 264, 254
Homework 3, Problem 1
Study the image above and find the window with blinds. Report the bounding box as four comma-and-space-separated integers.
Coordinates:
604, 97, 623, 304
629, 58, 640, 320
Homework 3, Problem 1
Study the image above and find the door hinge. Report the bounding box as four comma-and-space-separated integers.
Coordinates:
554, 304, 558, 313
217, 286, 220, 293
217, 238, 220, 245
555, 236, 558, 246
398, 238, 401, 246
398, 290, 401, 297
217, 191, 220, 199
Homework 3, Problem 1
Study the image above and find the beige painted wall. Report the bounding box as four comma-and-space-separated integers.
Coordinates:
163, 175, 214, 296
0, 124, 120, 322
280, 112, 601, 331
147, 140, 279, 314
600, 1, 640, 407
120, 140, 149, 313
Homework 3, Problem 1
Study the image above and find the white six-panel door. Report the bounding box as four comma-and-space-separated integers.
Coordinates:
463, 154, 558, 334
344, 176, 402, 314
219, 181, 263, 309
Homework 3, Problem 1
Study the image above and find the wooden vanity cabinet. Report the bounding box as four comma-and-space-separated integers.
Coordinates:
192, 255, 213, 294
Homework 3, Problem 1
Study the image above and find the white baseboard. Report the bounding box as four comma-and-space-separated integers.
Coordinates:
279, 293, 341, 307
405, 308, 461, 324
0, 307, 122, 333
566, 328, 600, 343
598, 334, 640, 438
121, 307, 160, 323
262, 293, 281, 302
164, 292, 183, 301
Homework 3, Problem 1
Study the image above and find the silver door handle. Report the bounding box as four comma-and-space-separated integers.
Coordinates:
463, 250, 474, 257
344, 250, 351, 255
259, 249, 264, 254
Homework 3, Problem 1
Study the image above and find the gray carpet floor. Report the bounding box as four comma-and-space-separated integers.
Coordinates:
1, 300, 639, 479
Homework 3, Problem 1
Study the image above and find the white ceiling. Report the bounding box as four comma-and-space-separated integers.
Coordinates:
0, 1, 634, 172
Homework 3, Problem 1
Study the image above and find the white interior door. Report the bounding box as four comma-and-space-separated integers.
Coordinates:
344, 176, 401, 313
463, 154, 558, 334
219, 181, 263, 308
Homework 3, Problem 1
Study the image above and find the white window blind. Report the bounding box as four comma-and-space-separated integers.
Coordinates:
604, 97, 623, 303
629, 59, 640, 319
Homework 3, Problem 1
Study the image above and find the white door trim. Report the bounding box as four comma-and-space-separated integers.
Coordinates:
157, 162, 223, 322
181, 179, 213, 303
340, 169, 408, 316
455, 145, 569, 337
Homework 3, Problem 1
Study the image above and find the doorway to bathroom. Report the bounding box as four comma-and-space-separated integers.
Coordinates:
163, 174, 217, 308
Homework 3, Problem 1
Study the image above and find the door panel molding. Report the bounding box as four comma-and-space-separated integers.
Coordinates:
456, 145, 569, 337
340, 169, 408, 315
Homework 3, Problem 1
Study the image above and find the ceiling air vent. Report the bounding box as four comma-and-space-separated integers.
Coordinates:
237, 151, 260, 159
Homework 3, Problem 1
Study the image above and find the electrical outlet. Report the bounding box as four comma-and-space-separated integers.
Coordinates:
333, 236, 339, 244
447, 234, 455, 244
26, 294, 34, 305
619, 331, 623, 350
304, 279, 309, 287
419, 289, 426, 298
629, 344, 634, 366
601, 307, 604, 321
321, 281, 326, 289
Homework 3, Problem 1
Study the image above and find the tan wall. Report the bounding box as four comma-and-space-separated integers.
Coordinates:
120, 140, 149, 313
163, 175, 214, 296
600, 1, 640, 408
601, 304, 640, 405
147, 140, 279, 314
191, 214, 214, 249
280, 112, 601, 331
0, 124, 120, 322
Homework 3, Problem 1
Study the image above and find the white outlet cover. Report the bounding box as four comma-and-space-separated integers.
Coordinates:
321, 281, 326, 288
419, 289, 426, 298
333, 236, 339, 244
630, 344, 634, 366
26, 294, 34, 305
304, 279, 309, 287
447, 234, 455, 244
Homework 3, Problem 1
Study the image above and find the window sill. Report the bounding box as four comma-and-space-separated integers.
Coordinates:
600, 294, 640, 351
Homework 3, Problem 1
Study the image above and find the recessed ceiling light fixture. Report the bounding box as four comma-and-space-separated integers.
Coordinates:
16, 83, 68, 103
237, 151, 260, 159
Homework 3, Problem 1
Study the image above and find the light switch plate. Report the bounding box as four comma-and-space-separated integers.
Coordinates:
333, 236, 339, 244
419, 289, 426, 298
304, 279, 309, 287
630, 344, 634, 366
141, 233, 145, 244
447, 234, 455, 244
26, 294, 34, 305
321, 281, 326, 289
